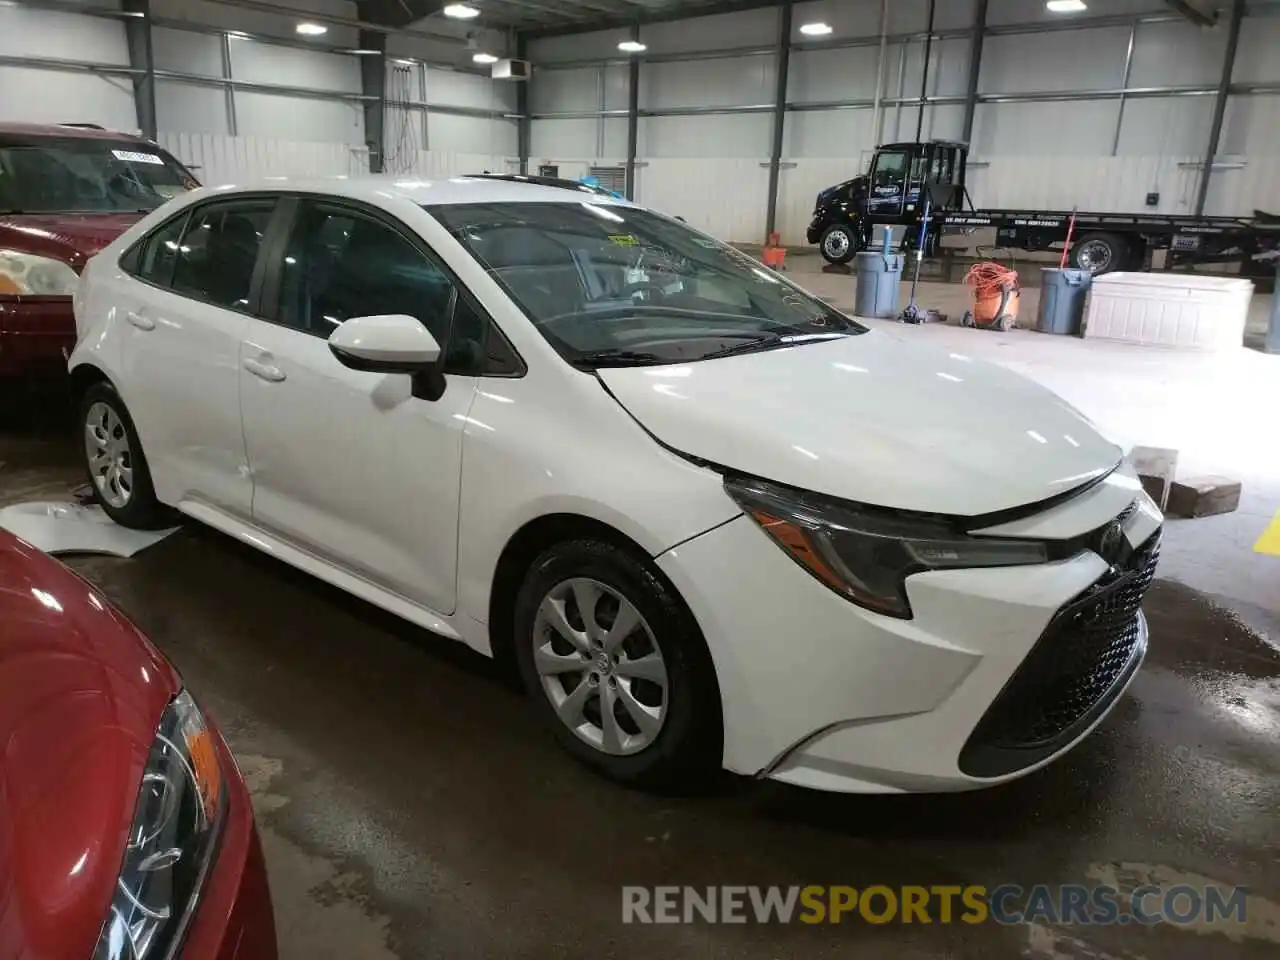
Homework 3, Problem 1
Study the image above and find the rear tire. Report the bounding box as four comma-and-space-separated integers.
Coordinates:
78, 382, 170, 530
819, 223, 858, 265
1070, 232, 1126, 275
513, 538, 722, 793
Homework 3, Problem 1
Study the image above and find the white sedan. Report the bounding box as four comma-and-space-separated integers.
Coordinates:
69, 177, 1162, 793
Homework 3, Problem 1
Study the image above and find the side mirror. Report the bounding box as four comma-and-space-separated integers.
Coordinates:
328, 314, 440, 374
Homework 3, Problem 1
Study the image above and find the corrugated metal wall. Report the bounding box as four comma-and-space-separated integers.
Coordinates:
530, 0, 1280, 246
158, 132, 511, 186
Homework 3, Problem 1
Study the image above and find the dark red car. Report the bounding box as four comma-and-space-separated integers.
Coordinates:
0, 530, 276, 959
0, 124, 198, 380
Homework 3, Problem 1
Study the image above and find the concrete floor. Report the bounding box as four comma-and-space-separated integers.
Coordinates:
2, 273, 1279, 958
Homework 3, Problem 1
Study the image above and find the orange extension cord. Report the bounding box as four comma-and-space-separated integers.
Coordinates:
963, 262, 1021, 328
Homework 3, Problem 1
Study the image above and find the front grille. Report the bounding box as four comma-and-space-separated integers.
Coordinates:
959, 532, 1160, 778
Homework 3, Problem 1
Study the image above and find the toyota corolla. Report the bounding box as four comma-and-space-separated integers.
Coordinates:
67, 177, 1162, 793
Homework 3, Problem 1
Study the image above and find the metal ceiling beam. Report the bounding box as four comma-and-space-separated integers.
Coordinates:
197, 0, 469, 44
522, 0, 782, 38
1164, 0, 1218, 26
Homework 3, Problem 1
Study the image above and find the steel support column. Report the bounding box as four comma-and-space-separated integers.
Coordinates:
961, 0, 986, 144
1193, 0, 1244, 216
122, 0, 156, 139
517, 34, 531, 174
624, 24, 640, 201
359, 29, 386, 173
915, 0, 936, 142
764, 0, 792, 241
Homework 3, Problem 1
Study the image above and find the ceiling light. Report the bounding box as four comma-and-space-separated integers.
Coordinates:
349, 48, 381, 55
473, 52, 498, 64
295, 22, 328, 35
617, 40, 646, 53
442, 3, 480, 18
393, 58, 415, 66
799, 22, 833, 36
226, 30, 250, 38
1046, 0, 1087, 11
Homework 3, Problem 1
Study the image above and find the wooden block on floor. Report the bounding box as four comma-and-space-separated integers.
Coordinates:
1167, 476, 1242, 518
1128, 445, 1178, 511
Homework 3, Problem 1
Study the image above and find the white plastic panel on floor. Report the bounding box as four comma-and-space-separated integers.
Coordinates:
1083, 273, 1255, 350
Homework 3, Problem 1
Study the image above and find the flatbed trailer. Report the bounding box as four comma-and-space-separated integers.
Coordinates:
807, 140, 1280, 276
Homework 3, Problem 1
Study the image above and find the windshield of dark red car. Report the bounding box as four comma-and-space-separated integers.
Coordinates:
0, 135, 197, 214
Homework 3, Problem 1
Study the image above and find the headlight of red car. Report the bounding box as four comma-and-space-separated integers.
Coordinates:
0, 249, 79, 296
93, 690, 226, 960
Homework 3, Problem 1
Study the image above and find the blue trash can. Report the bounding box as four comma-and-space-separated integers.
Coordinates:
1037, 268, 1092, 335
854, 251, 905, 318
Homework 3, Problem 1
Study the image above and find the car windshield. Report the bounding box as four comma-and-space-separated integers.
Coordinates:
428, 201, 864, 367
0, 135, 197, 214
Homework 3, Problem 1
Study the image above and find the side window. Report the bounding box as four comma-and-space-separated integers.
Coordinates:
171, 199, 275, 312
871, 150, 909, 188
276, 202, 453, 343
130, 212, 188, 287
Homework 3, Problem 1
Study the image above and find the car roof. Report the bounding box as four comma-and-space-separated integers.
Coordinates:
470, 173, 610, 193
189, 174, 633, 207
0, 122, 152, 142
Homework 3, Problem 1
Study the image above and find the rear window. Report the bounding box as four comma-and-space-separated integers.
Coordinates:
0, 134, 199, 215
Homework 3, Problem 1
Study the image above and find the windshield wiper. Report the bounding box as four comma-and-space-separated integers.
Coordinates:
701, 332, 845, 361
570, 348, 672, 369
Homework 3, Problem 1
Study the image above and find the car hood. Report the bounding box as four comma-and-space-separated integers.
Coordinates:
0, 212, 144, 270
0, 532, 178, 959
598, 332, 1122, 517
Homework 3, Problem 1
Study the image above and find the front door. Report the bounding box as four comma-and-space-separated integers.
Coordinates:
866, 147, 911, 219
238, 198, 478, 615
115, 197, 277, 517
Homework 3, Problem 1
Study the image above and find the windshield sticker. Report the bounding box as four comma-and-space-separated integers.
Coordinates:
112, 149, 166, 165
608, 234, 639, 246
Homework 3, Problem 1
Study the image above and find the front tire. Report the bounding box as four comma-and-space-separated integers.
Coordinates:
819, 223, 858, 265
513, 539, 722, 792
79, 382, 169, 529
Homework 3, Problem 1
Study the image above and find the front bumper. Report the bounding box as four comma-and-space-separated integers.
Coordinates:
0, 297, 76, 378
181, 731, 278, 960
657, 492, 1161, 793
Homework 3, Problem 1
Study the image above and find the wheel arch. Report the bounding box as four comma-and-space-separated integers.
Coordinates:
69, 362, 112, 404
486, 512, 708, 687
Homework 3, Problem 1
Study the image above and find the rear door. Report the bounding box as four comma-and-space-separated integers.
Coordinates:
115, 196, 279, 517
237, 197, 487, 614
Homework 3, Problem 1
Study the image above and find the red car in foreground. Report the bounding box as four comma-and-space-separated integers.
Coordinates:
0, 123, 198, 380
0, 530, 276, 959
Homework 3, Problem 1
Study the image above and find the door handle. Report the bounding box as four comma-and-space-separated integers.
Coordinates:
243, 357, 286, 382
126, 310, 155, 331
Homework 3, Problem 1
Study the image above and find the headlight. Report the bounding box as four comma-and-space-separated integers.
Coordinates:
93, 690, 226, 960
725, 476, 1049, 618
0, 249, 79, 296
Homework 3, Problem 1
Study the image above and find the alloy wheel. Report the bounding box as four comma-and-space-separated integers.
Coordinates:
85, 401, 134, 508
1076, 239, 1113, 273
824, 229, 851, 260
532, 577, 669, 756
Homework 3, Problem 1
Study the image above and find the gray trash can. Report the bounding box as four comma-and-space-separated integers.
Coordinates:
854, 251, 905, 318
1037, 267, 1092, 335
